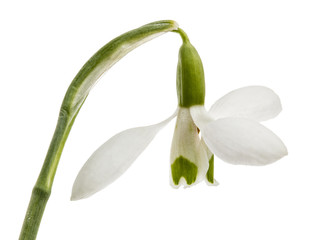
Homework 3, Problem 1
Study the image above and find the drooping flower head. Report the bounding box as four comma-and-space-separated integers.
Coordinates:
71, 29, 287, 200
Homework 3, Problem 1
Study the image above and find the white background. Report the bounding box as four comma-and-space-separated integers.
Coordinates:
1, 0, 336, 239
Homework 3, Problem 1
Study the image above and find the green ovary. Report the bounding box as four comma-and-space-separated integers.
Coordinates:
171, 156, 198, 185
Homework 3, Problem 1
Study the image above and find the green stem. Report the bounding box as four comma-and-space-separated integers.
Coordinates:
19, 187, 50, 239
173, 28, 190, 43
19, 20, 179, 240
19, 108, 76, 240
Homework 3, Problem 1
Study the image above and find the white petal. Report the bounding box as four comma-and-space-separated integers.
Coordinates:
189, 105, 214, 130
71, 111, 177, 200
170, 108, 209, 188
201, 117, 287, 166
209, 86, 282, 121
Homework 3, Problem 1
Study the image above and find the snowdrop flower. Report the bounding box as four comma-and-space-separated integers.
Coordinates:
71, 30, 287, 200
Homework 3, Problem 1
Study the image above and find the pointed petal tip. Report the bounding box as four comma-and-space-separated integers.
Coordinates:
70, 194, 90, 201
70, 183, 98, 201
70, 187, 88, 201
70, 185, 89, 201
70, 195, 79, 201
70, 173, 100, 201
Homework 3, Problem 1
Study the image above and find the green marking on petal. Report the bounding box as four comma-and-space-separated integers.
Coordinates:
171, 156, 198, 185
206, 154, 214, 184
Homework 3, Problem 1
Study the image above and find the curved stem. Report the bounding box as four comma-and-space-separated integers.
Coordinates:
19, 20, 179, 240
173, 28, 190, 43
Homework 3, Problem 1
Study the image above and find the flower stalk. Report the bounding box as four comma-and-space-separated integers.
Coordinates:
19, 20, 179, 240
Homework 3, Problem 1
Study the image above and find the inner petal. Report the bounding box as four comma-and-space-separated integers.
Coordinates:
201, 139, 218, 185
170, 108, 209, 187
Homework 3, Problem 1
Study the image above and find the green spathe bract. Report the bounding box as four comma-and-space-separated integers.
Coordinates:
176, 35, 205, 107
19, 20, 179, 240
171, 156, 198, 185
64, 20, 179, 121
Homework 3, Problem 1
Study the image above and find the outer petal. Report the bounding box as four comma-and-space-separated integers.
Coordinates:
209, 86, 282, 121
201, 117, 288, 166
71, 111, 177, 200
